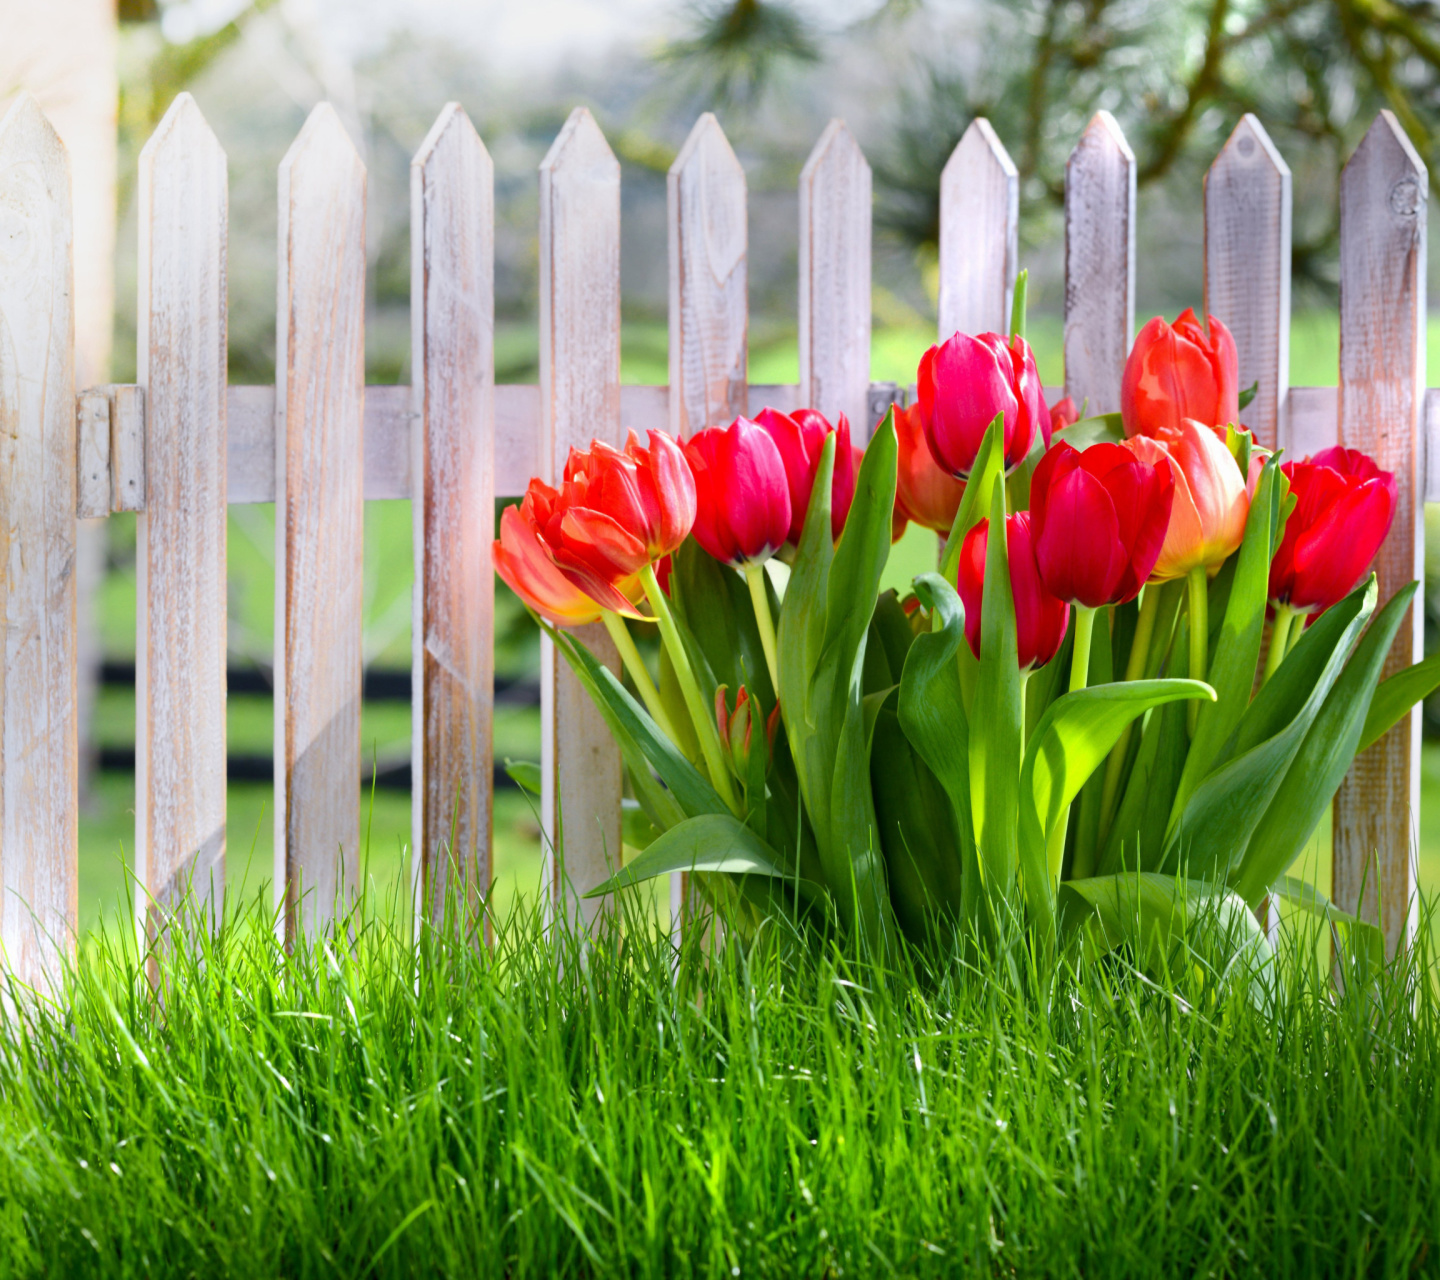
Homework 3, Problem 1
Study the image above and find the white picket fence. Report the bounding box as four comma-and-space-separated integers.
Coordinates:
0, 89, 1432, 987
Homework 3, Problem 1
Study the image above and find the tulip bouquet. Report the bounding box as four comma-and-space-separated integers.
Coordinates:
499, 283, 1440, 974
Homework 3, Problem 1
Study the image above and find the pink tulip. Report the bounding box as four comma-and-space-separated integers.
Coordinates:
684, 416, 792, 567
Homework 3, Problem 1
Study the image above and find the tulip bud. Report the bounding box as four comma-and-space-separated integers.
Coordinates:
916, 330, 1049, 477
1030, 441, 1174, 607
1270, 447, 1396, 614
753, 406, 860, 546
956, 513, 1070, 671
892, 402, 966, 540
684, 417, 792, 567
716, 684, 764, 777
1049, 396, 1080, 435
1121, 308, 1239, 440
1122, 420, 1253, 582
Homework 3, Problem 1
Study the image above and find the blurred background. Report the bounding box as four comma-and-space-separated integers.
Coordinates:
3, 0, 1440, 935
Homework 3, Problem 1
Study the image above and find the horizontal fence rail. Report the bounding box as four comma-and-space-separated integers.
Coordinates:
0, 88, 1432, 985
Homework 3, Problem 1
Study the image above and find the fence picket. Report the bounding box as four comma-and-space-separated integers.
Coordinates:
800, 120, 871, 437
411, 104, 494, 932
274, 104, 366, 940
135, 94, 228, 945
1204, 114, 1292, 450
938, 118, 1018, 340
539, 108, 624, 927
76, 391, 111, 520
1064, 111, 1135, 415
1333, 111, 1428, 956
0, 94, 77, 990
669, 114, 747, 438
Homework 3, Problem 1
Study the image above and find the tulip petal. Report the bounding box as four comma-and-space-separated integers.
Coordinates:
494, 503, 604, 626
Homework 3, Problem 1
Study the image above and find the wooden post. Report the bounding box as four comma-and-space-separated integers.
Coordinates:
411, 104, 495, 934
938, 118, 1018, 340
1333, 111, 1428, 957
799, 120, 871, 438
668, 113, 747, 439
135, 94, 229, 945
1064, 111, 1135, 415
539, 108, 624, 929
1204, 114, 1292, 451
0, 93, 77, 990
274, 104, 366, 941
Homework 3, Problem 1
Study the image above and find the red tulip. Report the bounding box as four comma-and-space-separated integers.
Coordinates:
893, 401, 966, 540
684, 416, 792, 566
1030, 442, 1174, 607
494, 493, 627, 625
1050, 396, 1080, 435
917, 330, 1049, 477
753, 406, 859, 545
1121, 308, 1239, 440
956, 512, 1070, 671
1270, 446, 1396, 613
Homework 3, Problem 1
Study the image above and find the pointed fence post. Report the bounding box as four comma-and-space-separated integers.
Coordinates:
1333, 111, 1428, 957
668, 113, 747, 439
1204, 114, 1292, 451
274, 104, 366, 942
938, 118, 1018, 340
411, 104, 494, 936
539, 108, 624, 930
800, 120, 871, 438
0, 94, 77, 991
135, 94, 229, 949
1064, 111, 1135, 415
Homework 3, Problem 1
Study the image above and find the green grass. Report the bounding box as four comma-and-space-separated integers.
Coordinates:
0, 892, 1437, 1277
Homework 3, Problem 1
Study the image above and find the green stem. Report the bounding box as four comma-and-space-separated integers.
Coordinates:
743, 563, 781, 695
1097, 585, 1162, 846
639, 563, 740, 816
1261, 603, 1296, 688
1069, 605, 1096, 695
601, 611, 678, 744
1010, 268, 1028, 343
1186, 566, 1209, 736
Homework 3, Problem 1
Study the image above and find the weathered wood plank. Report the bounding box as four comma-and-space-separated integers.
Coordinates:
539, 108, 624, 928
1204, 114, 1292, 450
0, 93, 77, 990
1333, 111, 1428, 957
76, 390, 110, 519
938, 118, 1018, 339
668, 113, 747, 437
1064, 111, 1135, 415
411, 104, 494, 932
799, 120, 871, 438
134, 93, 228, 949
1287, 385, 1339, 459
274, 103, 366, 941
109, 384, 145, 513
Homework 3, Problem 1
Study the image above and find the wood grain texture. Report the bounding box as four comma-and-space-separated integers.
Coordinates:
539, 108, 624, 928
1333, 111, 1428, 956
1204, 114, 1292, 450
76, 390, 110, 519
1064, 111, 1135, 415
799, 120, 872, 439
668, 114, 747, 438
938, 118, 1018, 340
411, 104, 494, 931
135, 93, 228, 947
109, 383, 144, 513
274, 104, 366, 941
0, 93, 77, 990
1428, 388, 1440, 504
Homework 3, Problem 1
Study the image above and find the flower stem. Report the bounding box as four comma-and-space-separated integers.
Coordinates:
1097, 585, 1162, 846
600, 610, 678, 744
1261, 603, 1296, 688
1186, 566, 1209, 736
1069, 605, 1097, 695
639, 563, 741, 815
743, 563, 781, 695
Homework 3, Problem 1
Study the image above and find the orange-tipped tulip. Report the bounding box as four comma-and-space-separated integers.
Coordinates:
1123, 419, 1252, 581
494, 497, 617, 625
1121, 308, 1239, 440
892, 402, 966, 540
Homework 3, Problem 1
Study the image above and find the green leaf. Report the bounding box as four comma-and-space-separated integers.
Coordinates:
1233, 581, 1417, 905
1020, 680, 1215, 917
584, 813, 803, 897
1358, 645, 1440, 754
938, 414, 1004, 582
1238, 379, 1259, 411
1268, 875, 1385, 967
670, 539, 776, 706
969, 483, 1022, 896
1097, 698, 1190, 877
505, 759, 542, 795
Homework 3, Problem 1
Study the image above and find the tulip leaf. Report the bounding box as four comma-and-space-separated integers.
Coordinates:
1019, 680, 1215, 916
669, 540, 776, 706
1097, 691, 1191, 876
969, 484, 1022, 900
1267, 875, 1385, 967
1357, 645, 1440, 755
1238, 379, 1259, 411
1232, 581, 1417, 905
938, 413, 1004, 581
